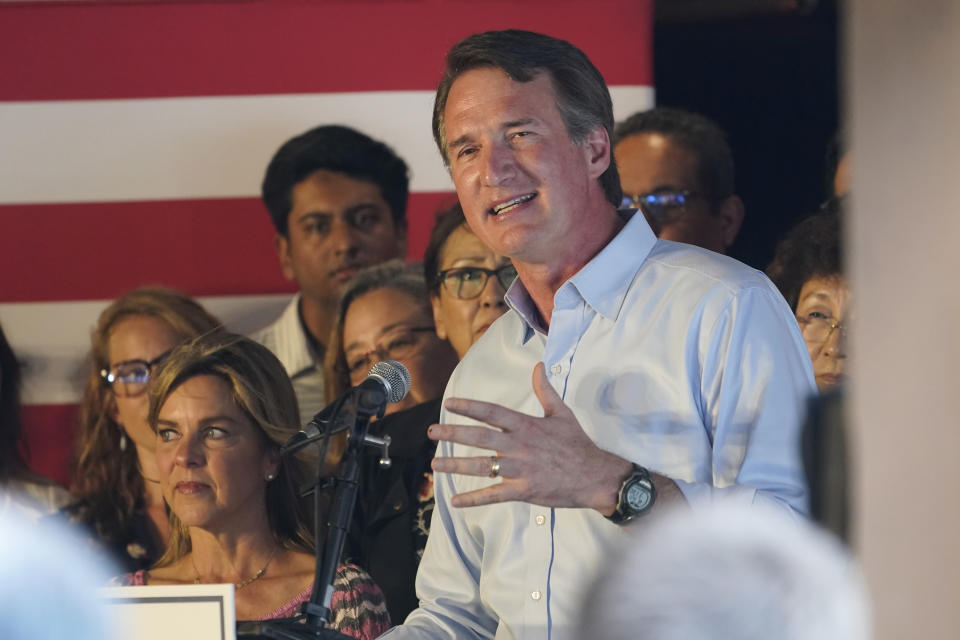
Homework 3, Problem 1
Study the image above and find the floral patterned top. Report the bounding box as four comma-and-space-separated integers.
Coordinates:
116, 562, 390, 639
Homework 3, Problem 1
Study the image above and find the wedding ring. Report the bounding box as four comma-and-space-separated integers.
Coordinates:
488, 456, 502, 478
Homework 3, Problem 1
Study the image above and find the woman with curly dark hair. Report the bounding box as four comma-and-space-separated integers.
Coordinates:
767, 203, 848, 392
67, 287, 220, 571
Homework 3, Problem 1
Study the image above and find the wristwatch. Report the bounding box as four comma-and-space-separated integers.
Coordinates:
606, 463, 656, 524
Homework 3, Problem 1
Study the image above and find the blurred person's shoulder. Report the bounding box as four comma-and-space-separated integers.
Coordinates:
1, 477, 73, 521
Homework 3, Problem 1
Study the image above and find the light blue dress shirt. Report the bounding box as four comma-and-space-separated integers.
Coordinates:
382, 211, 816, 639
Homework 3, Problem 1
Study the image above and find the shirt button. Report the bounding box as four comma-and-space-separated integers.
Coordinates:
550, 363, 562, 375
535, 515, 546, 526
531, 590, 542, 601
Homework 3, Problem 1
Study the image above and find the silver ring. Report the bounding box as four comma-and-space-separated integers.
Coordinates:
488, 456, 501, 478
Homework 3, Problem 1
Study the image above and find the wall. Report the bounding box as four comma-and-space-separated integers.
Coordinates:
848, 0, 960, 635
0, 0, 654, 484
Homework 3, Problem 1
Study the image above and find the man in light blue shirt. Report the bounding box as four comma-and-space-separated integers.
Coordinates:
381, 30, 815, 639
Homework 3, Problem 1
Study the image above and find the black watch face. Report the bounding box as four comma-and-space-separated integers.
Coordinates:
625, 481, 653, 512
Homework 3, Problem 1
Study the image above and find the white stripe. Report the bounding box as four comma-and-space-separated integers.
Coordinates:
0, 87, 653, 204
0, 295, 292, 405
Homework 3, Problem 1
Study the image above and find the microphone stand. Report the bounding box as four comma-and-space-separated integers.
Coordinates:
237, 387, 388, 640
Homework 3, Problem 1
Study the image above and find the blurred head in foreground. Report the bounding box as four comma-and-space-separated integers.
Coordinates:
0, 510, 118, 640
578, 503, 870, 640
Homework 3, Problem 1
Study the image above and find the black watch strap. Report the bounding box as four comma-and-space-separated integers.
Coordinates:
606, 463, 656, 524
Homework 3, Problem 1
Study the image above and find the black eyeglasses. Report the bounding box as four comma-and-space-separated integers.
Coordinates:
100, 349, 172, 397
436, 264, 518, 300
621, 189, 701, 222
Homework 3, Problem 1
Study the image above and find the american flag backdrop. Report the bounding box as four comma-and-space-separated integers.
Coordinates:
0, 0, 653, 486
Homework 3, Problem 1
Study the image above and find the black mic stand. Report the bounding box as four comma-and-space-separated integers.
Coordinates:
237, 387, 389, 640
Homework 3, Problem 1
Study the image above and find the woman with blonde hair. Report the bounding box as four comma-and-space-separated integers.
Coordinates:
115, 332, 389, 636
68, 286, 220, 571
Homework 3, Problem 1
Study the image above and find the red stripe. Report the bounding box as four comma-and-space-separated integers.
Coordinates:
22, 403, 77, 488
0, 1, 652, 101
0, 192, 456, 304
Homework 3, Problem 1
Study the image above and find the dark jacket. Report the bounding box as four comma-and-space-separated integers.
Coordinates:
349, 398, 441, 624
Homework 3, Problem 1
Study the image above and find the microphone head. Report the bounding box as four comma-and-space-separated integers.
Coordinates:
367, 360, 411, 404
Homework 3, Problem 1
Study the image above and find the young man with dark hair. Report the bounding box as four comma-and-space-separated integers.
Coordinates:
253, 125, 408, 424
383, 30, 814, 639
613, 107, 745, 253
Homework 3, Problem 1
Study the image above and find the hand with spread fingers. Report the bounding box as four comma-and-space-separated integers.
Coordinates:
428, 362, 637, 514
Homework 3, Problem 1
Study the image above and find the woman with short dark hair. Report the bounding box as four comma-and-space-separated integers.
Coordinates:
767, 205, 848, 392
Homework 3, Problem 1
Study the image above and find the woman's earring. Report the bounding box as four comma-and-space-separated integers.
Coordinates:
119, 432, 128, 452
265, 473, 275, 481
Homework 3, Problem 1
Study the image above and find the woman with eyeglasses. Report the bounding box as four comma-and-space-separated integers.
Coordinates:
325, 260, 459, 418
322, 258, 459, 623
66, 287, 221, 572
425, 202, 516, 360
767, 202, 848, 392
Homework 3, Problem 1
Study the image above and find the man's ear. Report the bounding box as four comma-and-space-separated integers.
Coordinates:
718, 195, 745, 249
274, 233, 296, 282
582, 126, 612, 180
430, 293, 448, 340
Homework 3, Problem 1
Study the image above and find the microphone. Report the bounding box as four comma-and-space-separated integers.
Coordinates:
354, 359, 411, 413
281, 360, 411, 455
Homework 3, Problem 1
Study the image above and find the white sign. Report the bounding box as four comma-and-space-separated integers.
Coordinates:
99, 584, 236, 640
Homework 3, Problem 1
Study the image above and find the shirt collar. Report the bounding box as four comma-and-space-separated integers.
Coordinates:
273, 294, 322, 377
505, 209, 656, 341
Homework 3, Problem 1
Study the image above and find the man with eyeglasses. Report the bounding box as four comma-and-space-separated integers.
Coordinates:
382, 30, 814, 640
613, 107, 745, 254
253, 125, 408, 425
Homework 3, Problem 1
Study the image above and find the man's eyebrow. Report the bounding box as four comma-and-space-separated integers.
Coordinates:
344, 202, 385, 216
295, 211, 331, 224
449, 134, 472, 151
503, 118, 536, 129
449, 118, 538, 152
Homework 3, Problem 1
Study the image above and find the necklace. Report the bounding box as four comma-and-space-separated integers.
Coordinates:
191, 546, 278, 590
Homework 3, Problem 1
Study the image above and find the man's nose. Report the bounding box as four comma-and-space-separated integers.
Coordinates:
329, 217, 361, 255
481, 142, 518, 187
